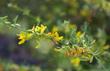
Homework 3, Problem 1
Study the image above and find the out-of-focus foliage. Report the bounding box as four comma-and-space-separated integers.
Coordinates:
0, 0, 110, 71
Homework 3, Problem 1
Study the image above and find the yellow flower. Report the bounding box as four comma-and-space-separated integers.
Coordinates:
18, 32, 32, 45
76, 31, 84, 42
47, 32, 63, 42
71, 57, 80, 67
35, 24, 47, 34
76, 31, 82, 38
54, 32, 63, 41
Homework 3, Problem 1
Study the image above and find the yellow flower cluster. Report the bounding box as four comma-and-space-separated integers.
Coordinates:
18, 32, 32, 45
18, 24, 63, 45
47, 32, 63, 42
18, 24, 47, 45
32, 24, 47, 34
65, 47, 88, 57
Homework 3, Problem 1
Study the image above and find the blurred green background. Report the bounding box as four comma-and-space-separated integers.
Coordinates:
0, 0, 110, 71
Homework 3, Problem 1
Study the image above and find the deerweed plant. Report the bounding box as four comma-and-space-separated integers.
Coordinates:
16, 19, 96, 67
0, 16, 109, 68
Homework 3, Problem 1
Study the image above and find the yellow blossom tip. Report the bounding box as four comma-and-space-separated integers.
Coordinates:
71, 57, 80, 67
18, 32, 32, 45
